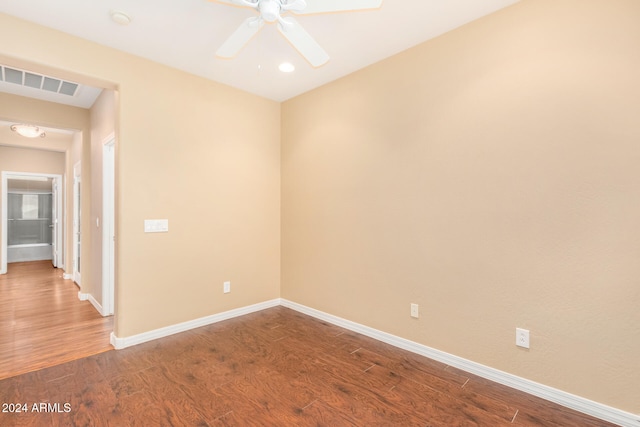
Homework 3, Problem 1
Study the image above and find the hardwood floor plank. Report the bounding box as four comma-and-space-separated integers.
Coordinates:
344, 346, 519, 423
0, 261, 113, 380
452, 369, 615, 427
137, 366, 212, 427
294, 398, 361, 427
0, 304, 620, 426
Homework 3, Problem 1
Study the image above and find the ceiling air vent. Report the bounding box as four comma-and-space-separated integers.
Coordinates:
0, 66, 79, 97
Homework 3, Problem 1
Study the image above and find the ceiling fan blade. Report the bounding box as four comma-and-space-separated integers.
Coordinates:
292, 0, 382, 15
280, 0, 307, 12
216, 17, 265, 58
278, 17, 329, 67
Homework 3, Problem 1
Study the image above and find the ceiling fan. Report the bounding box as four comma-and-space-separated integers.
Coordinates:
212, 0, 383, 67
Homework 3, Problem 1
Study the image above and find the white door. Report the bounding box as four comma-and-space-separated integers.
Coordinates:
72, 163, 81, 285
102, 140, 115, 315
51, 176, 64, 268
1, 172, 8, 274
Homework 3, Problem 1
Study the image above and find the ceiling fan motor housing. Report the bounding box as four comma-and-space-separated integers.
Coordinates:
260, 0, 281, 22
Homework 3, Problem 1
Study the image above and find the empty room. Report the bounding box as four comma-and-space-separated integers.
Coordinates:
0, 0, 638, 425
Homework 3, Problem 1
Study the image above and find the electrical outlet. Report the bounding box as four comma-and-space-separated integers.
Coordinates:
223, 281, 231, 294
410, 303, 419, 318
516, 328, 530, 349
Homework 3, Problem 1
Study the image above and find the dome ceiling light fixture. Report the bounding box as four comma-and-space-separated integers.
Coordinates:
10, 124, 46, 138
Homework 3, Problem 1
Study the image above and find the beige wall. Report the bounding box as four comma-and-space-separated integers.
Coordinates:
89, 89, 117, 305
114, 74, 281, 335
282, 0, 640, 414
0, 12, 281, 338
0, 146, 65, 265
0, 146, 65, 176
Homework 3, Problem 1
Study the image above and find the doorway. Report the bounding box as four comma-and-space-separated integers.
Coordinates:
0, 63, 117, 380
1, 171, 63, 274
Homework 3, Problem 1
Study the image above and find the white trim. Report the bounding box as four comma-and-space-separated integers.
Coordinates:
72, 162, 81, 285
77, 291, 105, 316
52, 175, 64, 269
88, 293, 104, 315
61, 175, 66, 269
110, 299, 281, 350
77, 290, 104, 311
101, 136, 115, 316
1, 173, 5, 275
280, 299, 639, 427
105, 297, 639, 426
63, 273, 73, 280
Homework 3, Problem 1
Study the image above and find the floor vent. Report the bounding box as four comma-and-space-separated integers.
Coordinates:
1, 65, 79, 97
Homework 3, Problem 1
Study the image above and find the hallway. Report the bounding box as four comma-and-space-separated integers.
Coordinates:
0, 260, 113, 379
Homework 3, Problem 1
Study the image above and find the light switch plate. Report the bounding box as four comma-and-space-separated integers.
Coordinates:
144, 219, 169, 233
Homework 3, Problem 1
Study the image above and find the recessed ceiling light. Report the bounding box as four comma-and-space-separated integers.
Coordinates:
279, 62, 295, 73
110, 10, 132, 26
10, 124, 46, 138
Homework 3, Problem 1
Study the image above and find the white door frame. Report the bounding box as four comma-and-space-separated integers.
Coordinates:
51, 175, 64, 268
72, 162, 81, 285
1, 171, 63, 274
102, 135, 115, 316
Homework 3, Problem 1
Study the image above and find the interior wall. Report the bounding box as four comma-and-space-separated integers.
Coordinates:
0, 147, 65, 176
0, 13, 281, 338
281, 0, 640, 414
89, 89, 116, 306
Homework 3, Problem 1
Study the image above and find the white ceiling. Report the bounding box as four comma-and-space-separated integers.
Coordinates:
0, 0, 519, 103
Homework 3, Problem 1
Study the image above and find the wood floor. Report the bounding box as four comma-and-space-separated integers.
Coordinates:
0, 260, 114, 380
0, 304, 617, 426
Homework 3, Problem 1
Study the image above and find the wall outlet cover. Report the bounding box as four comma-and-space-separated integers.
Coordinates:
410, 303, 419, 318
516, 327, 530, 349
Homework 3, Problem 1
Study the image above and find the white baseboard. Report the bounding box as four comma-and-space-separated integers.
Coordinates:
88, 294, 104, 316
78, 291, 109, 316
63, 273, 73, 280
105, 297, 637, 426
280, 299, 639, 427
110, 299, 281, 350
